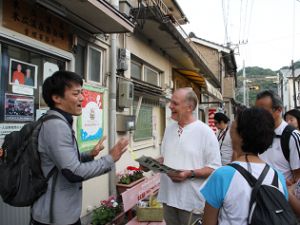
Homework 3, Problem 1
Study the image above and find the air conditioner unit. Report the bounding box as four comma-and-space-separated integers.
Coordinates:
119, 0, 133, 16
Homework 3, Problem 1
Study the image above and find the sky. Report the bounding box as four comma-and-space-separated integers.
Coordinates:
176, 0, 300, 72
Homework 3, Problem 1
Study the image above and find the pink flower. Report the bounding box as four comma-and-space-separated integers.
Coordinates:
109, 196, 116, 200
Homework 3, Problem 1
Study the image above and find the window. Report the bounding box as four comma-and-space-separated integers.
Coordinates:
75, 40, 103, 84
144, 66, 158, 86
131, 61, 160, 86
133, 104, 153, 141
0, 43, 66, 123
75, 44, 86, 79
87, 46, 102, 83
131, 62, 141, 80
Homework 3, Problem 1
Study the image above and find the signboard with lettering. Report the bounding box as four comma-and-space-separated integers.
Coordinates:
121, 174, 161, 212
3, 0, 69, 51
206, 107, 218, 135
77, 85, 105, 152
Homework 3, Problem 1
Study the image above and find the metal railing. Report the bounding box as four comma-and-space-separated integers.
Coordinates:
143, 0, 209, 66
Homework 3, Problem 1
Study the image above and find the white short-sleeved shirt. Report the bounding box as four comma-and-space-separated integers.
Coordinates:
200, 162, 288, 225
217, 126, 234, 166
259, 120, 300, 180
157, 120, 221, 212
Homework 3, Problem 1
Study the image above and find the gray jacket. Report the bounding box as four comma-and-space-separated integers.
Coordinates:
32, 110, 115, 224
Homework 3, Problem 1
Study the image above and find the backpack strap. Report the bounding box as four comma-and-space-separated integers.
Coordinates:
229, 163, 257, 187
277, 124, 296, 162
40, 114, 73, 224
229, 163, 270, 225
271, 169, 279, 188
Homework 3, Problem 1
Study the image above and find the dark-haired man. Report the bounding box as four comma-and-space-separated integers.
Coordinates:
140, 88, 221, 225
32, 71, 129, 225
255, 89, 300, 184
214, 112, 237, 165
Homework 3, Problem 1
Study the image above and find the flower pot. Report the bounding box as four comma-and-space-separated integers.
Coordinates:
88, 211, 125, 225
116, 176, 146, 194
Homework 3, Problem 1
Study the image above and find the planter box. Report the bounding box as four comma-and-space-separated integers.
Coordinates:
88, 211, 125, 225
116, 177, 146, 194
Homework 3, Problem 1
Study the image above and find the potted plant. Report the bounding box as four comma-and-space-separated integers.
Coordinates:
116, 166, 145, 194
89, 196, 125, 225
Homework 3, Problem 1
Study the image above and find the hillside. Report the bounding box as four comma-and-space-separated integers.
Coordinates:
235, 62, 300, 106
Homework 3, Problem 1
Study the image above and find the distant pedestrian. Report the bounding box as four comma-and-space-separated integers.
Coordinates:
284, 109, 300, 132
214, 112, 237, 165
255, 89, 300, 183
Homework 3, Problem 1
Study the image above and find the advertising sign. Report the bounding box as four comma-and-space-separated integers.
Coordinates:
77, 85, 104, 152
206, 107, 218, 135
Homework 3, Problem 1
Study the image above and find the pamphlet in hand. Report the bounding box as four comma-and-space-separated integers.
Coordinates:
135, 155, 183, 174
128, 147, 182, 174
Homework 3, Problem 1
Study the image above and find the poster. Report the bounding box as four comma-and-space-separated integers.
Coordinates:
9, 58, 38, 89
43, 62, 59, 81
77, 85, 104, 152
0, 123, 25, 148
5, 94, 34, 121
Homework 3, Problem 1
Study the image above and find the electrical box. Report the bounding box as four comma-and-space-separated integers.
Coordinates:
118, 81, 133, 108
116, 115, 136, 131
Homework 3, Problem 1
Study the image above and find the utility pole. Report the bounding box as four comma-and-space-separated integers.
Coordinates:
292, 60, 296, 108
243, 60, 246, 105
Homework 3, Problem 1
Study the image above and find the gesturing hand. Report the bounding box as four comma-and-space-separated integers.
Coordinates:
109, 137, 129, 162
90, 135, 107, 157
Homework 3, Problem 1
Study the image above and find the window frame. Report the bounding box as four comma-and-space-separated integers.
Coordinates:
86, 44, 103, 84
131, 60, 161, 87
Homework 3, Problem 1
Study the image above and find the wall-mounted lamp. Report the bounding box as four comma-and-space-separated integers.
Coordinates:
36, 0, 67, 17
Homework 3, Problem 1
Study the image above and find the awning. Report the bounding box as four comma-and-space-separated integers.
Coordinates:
176, 69, 223, 103
36, 0, 135, 34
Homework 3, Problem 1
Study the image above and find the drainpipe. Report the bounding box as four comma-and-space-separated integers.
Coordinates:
109, 0, 118, 197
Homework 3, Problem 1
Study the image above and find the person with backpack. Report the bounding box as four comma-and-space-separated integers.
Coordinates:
255, 89, 300, 184
200, 106, 296, 225
30, 71, 129, 225
214, 112, 237, 166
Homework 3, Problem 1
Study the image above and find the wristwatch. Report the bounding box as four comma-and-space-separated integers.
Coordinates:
190, 170, 195, 180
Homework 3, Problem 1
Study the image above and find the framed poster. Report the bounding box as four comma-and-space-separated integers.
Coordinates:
5, 94, 34, 121
77, 85, 105, 152
9, 59, 38, 89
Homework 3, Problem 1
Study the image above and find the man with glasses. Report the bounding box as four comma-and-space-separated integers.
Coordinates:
214, 113, 237, 166
255, 89, 300, 184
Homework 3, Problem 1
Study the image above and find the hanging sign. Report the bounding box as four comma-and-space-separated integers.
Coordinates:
3, 0, 69, 51
206, 107, 218, 136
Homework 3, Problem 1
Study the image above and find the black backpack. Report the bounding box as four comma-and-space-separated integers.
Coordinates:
229, 163, 297, 225
0, 114, 67, 209
277, 124, 297, 162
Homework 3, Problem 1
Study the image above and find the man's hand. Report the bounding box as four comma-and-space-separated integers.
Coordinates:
109, 137, 129, 162
139, 164, 150, 172
90, 135, 107, 157
167, 170, 191, 182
